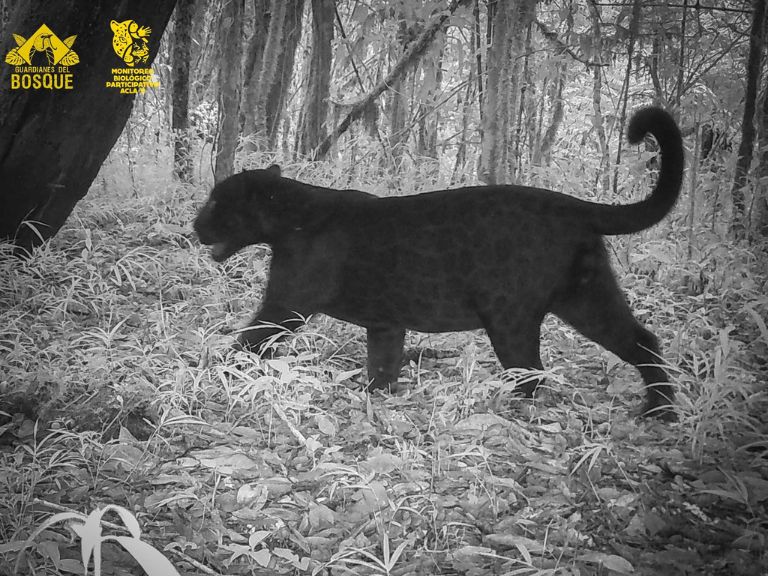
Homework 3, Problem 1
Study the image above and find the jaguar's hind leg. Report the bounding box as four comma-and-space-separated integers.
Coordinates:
236, 304, 306, 355
480, 309, 547, 396
551, 249, 675, 420
366, 327, 406, 390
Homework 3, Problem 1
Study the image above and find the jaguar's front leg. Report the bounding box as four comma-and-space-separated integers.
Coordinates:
366, 326, 406, 390
236, 303, 306, 355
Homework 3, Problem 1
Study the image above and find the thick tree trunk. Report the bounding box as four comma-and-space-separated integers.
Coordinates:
241, 0, 269, 151
297, 0, 333, 158
214, 0, 244, 183
386, 17, 414, 167
479, 0, 512, 184
253, 0, 286, 145
731, 0, 765, 238
191, 0, 220, 104
0, 0, 176, 252
264, 0, 303, 147
479, 0, 534, 184
172, 0, 194, 182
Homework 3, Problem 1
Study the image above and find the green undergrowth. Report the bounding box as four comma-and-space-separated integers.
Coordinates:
0, 162, 766, 575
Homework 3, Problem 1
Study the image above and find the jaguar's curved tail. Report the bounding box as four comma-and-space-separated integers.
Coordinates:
590, 107, 684, 235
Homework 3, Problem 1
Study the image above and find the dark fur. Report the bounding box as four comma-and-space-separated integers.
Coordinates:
194, 107, 684, 419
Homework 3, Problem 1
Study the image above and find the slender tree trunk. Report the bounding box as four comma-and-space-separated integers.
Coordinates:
514, 13, 536, 176
473, 0, 483, 122
215, 0, 244, 183
0, 0, 176, 252
535, 59, 566, 166
592, 62, 610, 193
452, 72, 475, 182
612, 0, 642, 196
587, 0, 609, 193
755, 72, 768, 237
674, 0, 687, 107
173, 0, 194, 182
417, 43, 443, 159
648, 33, 663, 101
687, 119, 701, 262
297, 0, 334, 158
731, 0, 765, 238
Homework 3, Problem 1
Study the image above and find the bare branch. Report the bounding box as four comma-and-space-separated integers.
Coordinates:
534, 20, 606, 68
315, 0, 471, 160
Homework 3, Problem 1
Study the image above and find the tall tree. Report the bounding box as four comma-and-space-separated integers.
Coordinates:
242, 0, 303, 149
479, 0, 537, 182
416, 40, 443, 160
172, 0, 194, 182
264, 0, 303, 147
190, 0, 221, 104
453, 0, 482, 180
252, 0, 287, 145
241, 0, 269, 152
533, 57, 566, 168
297, 0, 334, 158
0, 0, 177, 252
731, 0, 765, 238
214, 0, 244, 183
611, 0, 642, 196
586, 0, 609, 193
479, 0, 512, 184
756, 70, 768, 237
386, 16, 413, 167
514, 8, 536, 174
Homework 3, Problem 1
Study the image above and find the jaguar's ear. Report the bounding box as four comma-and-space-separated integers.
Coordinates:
265, 164, 281, 177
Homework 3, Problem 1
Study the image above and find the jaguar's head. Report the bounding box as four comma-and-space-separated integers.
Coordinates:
194, 164, 283, 262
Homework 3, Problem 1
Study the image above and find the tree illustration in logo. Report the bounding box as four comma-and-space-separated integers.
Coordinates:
5, 24, 79, 66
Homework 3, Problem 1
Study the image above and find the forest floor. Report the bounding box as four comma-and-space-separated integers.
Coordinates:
1, 160, 767, 576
